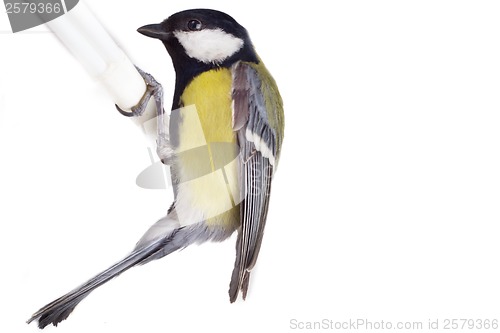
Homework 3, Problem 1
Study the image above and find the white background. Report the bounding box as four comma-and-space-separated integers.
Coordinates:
1, 0, 500, 332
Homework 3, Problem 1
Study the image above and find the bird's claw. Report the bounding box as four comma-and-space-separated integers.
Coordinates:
115, 103, 144, 117
115, 66, 164, 118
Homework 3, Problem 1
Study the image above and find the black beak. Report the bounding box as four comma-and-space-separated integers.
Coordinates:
137, 24, 171, 40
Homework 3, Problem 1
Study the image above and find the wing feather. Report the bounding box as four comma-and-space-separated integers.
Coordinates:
229, 60, 283, 302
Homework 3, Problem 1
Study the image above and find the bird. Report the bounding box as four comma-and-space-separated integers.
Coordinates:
27, 8, 284, 329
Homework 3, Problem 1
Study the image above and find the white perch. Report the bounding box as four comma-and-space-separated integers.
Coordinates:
45, 1, 158, 137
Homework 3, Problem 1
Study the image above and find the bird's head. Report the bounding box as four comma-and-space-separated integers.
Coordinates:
138, 9, 258, 67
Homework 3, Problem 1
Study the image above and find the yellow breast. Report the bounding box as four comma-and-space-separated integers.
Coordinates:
174, 68, 240, 229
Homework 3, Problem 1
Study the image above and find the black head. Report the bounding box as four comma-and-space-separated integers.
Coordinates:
138, 9, 258, 70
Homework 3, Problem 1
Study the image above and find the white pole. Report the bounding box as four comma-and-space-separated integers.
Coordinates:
45, 1, 158, 132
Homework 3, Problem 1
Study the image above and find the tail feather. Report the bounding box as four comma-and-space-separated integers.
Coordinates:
27, 228, 185, 329
27, 219, 231, 328
229, 230, 251, 302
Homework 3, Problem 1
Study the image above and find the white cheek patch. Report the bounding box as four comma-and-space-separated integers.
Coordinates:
174, 29, 244, 64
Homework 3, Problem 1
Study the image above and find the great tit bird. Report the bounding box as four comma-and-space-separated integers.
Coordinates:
28, 8, 284, 328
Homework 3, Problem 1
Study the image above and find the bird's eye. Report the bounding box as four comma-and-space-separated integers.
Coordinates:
187, 19, 202, 31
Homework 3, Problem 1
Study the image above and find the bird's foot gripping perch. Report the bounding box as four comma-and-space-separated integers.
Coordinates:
115, 66, 174, 164
115, 66, 163, 118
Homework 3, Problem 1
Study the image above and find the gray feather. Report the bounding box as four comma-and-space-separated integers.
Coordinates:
27, 213, 228, 329
231, 63, 250, 131
229, 61, 280, 302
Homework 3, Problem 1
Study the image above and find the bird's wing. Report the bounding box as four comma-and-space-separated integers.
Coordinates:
229, 60, 284, 302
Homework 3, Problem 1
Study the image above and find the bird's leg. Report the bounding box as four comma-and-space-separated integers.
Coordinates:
115, 66, 174, 164
152, 79, 174, 165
